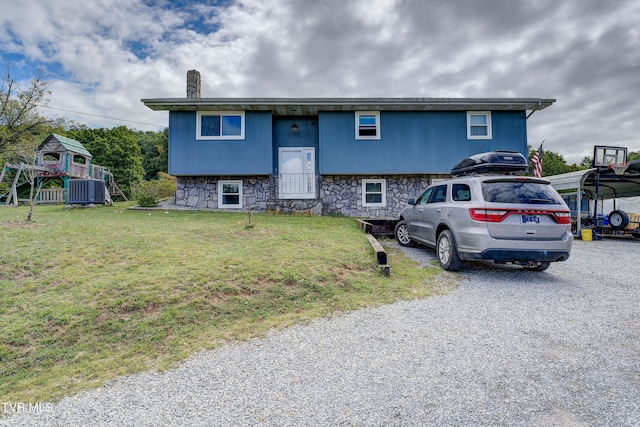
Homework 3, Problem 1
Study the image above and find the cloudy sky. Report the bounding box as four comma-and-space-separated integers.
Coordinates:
1, 0, 638, 164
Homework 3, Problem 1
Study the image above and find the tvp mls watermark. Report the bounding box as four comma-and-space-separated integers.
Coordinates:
2, 402, 53, 415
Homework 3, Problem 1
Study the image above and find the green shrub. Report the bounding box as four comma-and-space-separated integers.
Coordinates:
131, 181, 158, 207
131, 174, 176, 207
156, 172, 177, 199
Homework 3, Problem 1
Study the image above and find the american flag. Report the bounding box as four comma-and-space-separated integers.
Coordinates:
531, 141, 544, 178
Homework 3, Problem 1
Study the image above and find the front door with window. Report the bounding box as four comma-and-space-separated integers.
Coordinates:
278, 147, 315, 199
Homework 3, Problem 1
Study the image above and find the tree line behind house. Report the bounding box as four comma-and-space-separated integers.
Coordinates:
1, 66, 168, 202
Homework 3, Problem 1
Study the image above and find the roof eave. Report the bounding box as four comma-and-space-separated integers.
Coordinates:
141, 97, 556, 114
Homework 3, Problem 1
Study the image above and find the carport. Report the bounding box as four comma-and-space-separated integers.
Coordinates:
546, 160, 640, 235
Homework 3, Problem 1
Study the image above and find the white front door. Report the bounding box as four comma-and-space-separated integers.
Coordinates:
278, 147, 315, 199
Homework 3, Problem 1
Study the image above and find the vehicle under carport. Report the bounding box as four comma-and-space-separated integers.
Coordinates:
546, 159, 640, 238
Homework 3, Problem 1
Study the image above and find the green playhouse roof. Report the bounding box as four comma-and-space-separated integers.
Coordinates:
45, 134, 93, 158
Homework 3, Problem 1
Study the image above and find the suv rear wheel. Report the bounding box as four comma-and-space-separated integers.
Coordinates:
437, 230, 463, 271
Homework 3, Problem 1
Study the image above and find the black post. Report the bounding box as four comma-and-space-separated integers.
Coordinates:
593, 167, 600, 238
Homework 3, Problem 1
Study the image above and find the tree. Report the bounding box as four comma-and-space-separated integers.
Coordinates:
12, 138, 42, 221
1, 65, 53, 220
0, 65, 52, 157
138, 128, 168, 180
580, 157, 593, 168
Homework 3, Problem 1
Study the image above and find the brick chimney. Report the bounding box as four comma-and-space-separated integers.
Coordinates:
186, 70, 201, 98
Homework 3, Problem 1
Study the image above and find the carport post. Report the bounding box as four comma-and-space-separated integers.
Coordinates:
593, 167, 600, 232
577, 171, 594, 235
577, 189, 582, 234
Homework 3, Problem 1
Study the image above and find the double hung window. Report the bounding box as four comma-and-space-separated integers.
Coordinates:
355, 111, 380, 140
467, 111, 492, 140
218, 180, 242, 208
362, 179, 386, 207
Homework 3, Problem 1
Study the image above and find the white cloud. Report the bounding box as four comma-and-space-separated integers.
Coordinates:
1, 0, 639, 164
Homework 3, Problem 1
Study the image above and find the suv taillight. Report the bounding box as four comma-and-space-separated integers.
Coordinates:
469, 208, 508, 222
469, 208, 572, 224
553, 211, 572, 224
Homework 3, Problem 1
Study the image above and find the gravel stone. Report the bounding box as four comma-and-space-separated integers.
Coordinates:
2, 239, 638, 426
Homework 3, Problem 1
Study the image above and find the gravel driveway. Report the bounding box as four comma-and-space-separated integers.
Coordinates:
2, 238, 638, 426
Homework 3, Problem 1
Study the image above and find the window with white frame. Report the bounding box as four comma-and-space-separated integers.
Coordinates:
355, 111, 380, 140
218, 180, 242, 208
467, 111, 492, 139
197, 111, 245, 140
362, 179, 386, 207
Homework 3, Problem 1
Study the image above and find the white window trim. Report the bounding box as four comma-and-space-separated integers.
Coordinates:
362, 179, 386, 207
196, 111, 245, 140
355, 111, 381, 140
218, 180, 243, 208
466, 111, 492, 140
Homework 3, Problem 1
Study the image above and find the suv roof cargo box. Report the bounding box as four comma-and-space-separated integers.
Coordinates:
450, 151, 528, 176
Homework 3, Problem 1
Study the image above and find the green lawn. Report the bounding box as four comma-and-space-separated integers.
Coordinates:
0, 204, 448, 403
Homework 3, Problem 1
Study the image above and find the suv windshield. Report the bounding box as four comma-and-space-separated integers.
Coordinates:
482, 180, 564, 204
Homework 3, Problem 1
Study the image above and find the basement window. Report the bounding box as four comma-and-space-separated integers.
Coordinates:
197, 112, 245, 140
218, 180, 242, 208
362, 179, 386, 207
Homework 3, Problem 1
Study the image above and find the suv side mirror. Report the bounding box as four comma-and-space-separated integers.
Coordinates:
407, 198, 416, 205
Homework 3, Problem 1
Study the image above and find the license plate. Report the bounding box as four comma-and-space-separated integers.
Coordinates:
521, 214, 540, 224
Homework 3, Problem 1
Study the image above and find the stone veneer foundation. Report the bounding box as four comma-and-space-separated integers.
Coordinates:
173, 175, 442, 218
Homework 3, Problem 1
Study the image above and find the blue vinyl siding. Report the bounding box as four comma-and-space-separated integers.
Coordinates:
168, 111, 272, 175
168, 109, 527, 176
319, 111, 527, 174
272, 117, 319, 174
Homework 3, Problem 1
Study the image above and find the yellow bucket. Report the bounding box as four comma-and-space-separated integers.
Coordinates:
581, 229, 592, 241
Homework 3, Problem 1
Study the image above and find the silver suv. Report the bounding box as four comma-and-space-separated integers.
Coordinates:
395, 153, 573, 271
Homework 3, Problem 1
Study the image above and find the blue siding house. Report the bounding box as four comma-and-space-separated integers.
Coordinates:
142, 71, 554, 217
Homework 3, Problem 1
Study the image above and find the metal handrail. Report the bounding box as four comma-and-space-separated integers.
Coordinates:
275, 173, 317, 198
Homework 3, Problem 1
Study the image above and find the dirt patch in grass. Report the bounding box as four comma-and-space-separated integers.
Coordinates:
0, 220, 45, 229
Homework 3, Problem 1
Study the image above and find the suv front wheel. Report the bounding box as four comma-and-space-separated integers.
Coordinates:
437, 230, 463, 271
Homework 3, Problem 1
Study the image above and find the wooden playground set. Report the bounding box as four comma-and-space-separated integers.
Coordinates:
0, 134, 126, 206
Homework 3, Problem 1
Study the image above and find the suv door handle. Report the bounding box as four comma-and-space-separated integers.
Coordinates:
435, 208, 442, 212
